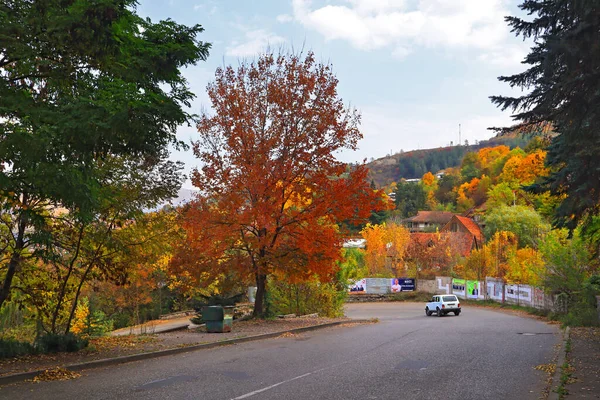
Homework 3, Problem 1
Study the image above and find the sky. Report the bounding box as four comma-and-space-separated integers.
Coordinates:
137, 0, 532, 189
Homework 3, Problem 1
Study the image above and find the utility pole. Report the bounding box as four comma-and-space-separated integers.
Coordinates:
459, 124, 461, 146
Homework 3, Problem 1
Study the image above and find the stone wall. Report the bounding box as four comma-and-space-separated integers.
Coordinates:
346, 294, 397, 303
346, 276, 560, 312
417, 279, 436, 294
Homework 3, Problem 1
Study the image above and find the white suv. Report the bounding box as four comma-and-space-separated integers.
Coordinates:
425, 295, 461, 317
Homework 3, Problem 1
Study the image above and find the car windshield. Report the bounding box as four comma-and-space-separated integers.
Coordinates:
443, 296, 458, 302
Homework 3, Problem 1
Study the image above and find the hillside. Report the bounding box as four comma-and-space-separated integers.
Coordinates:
366, 136, 529, 187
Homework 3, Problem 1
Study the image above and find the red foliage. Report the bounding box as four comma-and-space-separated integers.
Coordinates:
171, 52, 385, 315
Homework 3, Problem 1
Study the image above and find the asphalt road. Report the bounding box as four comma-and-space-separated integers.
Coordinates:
0, 302, 559, 400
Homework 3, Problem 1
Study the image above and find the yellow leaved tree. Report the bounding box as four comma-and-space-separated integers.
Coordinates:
360, 223, 411, 276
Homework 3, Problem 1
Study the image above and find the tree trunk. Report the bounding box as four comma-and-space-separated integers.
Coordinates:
51, 224, 85, 333
0, 208, 28, 310
64, 260, 94, 335
253, 273, 267, 318
64, 221, 114, 334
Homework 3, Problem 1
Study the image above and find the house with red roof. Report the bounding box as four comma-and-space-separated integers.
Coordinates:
403, 215, 485, 278
441, 215, 484, 252
402, 211, 455, 232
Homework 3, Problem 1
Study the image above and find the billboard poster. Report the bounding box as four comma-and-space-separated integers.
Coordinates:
487, 281, 503, 301
452, 278, 466, 298
391, 278, 415, 293
505, 284, 532, 305
467, 280, 480, 299
348, 279, 366, 293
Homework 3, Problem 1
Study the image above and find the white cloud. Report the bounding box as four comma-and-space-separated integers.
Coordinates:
276, 14, 293, 23
392, 45, 411, 59
193, 3, 218, 14
477, 44, 529, 69
292, 0, 521, 66
226, 29, 286, 57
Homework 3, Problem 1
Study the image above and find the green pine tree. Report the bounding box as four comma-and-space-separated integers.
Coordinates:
491, 0, 600, 231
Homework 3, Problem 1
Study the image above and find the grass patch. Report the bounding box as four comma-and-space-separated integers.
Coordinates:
387, 291, 432, 302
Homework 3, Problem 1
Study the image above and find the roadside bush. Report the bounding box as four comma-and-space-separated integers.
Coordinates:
35, 333, 88, 353
0, 339, 36, 359
558, 305, 599, 327
71, 298, 114, 337
268, 278, 345, 318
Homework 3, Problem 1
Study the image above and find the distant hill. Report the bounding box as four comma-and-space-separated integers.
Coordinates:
366, 136, 529, 188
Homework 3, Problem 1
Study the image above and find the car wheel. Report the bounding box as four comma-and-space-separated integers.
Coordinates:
425, 307, 432, 316
436, 307, 443, 317
454, 310, 460, 316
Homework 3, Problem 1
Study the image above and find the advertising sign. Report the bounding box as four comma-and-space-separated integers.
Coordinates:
467, 280, 480, 299
487, 282, 503, 301
348, 279, 366, 293
505, 284, 532, 305
452, 278, 466, 298
391, 278, 415, 292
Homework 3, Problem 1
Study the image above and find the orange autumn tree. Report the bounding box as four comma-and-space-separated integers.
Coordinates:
455, 175, 491, 212
177, 52, 385, 317
456, 231, 517, 279
500, 149, 549, 188
477, 145, 511, 176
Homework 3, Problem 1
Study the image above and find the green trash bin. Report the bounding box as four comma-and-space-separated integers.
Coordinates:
202, 305, 233, 333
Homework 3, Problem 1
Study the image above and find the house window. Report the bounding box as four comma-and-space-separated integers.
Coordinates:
451, 223, 458, 232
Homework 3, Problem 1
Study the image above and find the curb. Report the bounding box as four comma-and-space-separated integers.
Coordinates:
111, 323, 192, 337
0, 319, 370, 386
548, 326, 571, 400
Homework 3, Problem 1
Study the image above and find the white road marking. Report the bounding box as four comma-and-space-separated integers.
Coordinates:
230, 359, 355, 400
231, 372, 313, 399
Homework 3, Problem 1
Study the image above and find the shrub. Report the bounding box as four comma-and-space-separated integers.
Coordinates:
559, 305, 599, 327
35, 333, 88, 353
0, 339, 36, 359
268, 278, 345, 318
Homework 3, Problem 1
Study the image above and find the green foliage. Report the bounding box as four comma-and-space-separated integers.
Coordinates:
0, 338, 36, 359
111, 312, 133, 330
0, 0, 210, 310
85, 310, 114, 338
395, 181, 427, 218
486, 183, 515, 208
539, 229, 591, 294
338, 248, 368, 282
268, 278, 345, 318
369, 209, 390, 225
538, 229, 598, 326
491, 0, 600, 232
460, 152, 481, 182
484, 205, 549, 248
558, 305, 599, 327
35, 333, 88, 353
435, 171, 460, 205
0, 301, 24, 332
